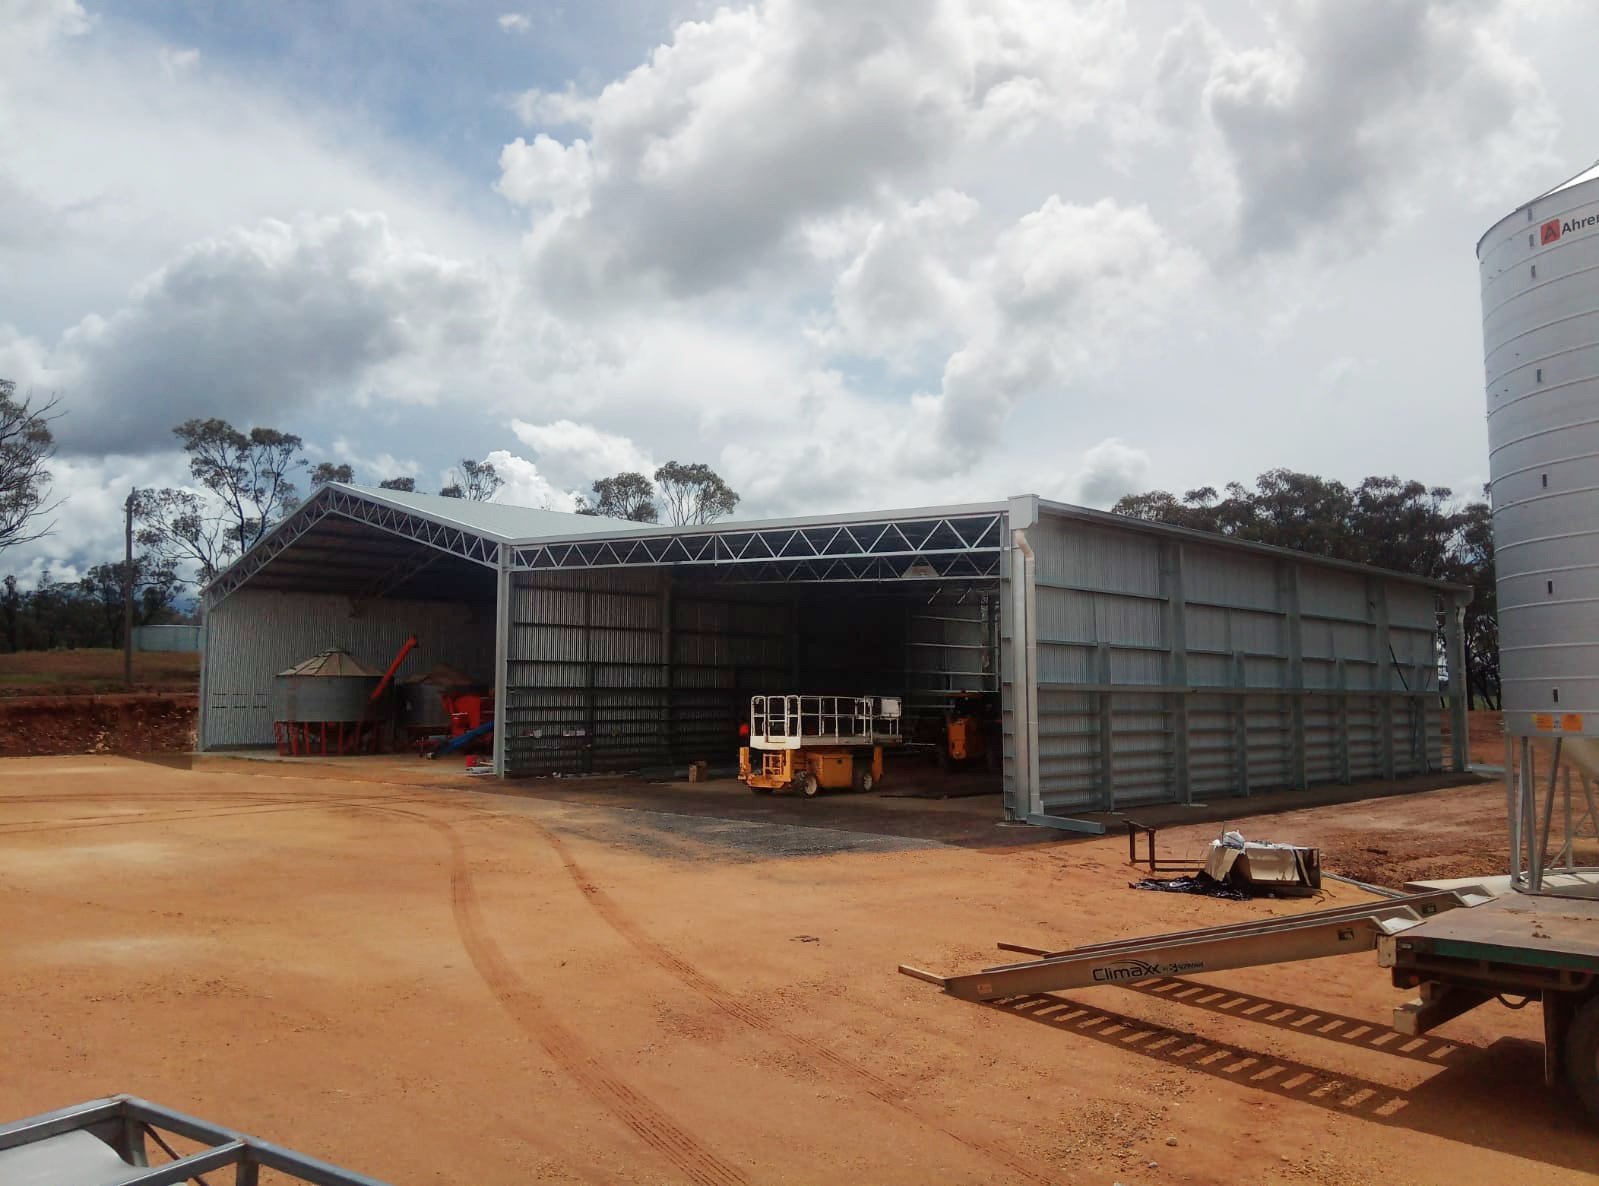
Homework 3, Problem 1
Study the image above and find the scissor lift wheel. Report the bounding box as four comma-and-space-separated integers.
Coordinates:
796, 771, 820, 797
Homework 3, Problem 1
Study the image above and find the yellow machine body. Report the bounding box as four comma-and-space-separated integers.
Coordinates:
939, 691, 999, 770
739, 745, 884, 793
946, 716, 985, 763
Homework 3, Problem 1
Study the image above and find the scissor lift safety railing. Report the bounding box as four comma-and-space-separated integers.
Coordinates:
0, 1095, 391, 1186
749, 694, 902, 750
899, 887, 1495, 1002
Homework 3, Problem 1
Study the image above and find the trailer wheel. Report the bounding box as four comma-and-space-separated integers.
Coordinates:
796, 771, 820, 797
1567, 994, 1599, 1124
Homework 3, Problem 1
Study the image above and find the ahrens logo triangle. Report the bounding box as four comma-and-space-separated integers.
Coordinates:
1541, 217, 1563, 245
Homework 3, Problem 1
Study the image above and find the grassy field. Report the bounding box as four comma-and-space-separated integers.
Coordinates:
0, 648, 200, 695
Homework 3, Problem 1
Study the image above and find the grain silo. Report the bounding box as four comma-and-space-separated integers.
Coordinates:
1478, 162, 1599, 887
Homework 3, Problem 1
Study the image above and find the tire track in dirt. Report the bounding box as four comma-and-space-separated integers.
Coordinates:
0, 793, 454, 835
368, 805, 748, 1186
516, 813, 1056, 1186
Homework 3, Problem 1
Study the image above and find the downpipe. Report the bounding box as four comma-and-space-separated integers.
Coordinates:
1011, 528, 1041, 818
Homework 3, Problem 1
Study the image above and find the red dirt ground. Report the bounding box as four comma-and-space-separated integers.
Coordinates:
1463, 709, 1507, 767
1, 755, 1593, 1186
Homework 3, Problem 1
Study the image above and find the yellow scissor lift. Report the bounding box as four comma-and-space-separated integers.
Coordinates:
739, 693, 902, 797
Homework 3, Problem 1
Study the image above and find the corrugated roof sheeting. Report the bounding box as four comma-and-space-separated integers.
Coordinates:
328, 483, 650, 541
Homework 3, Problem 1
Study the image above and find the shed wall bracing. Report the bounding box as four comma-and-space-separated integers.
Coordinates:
199, 589, 494, 748
1026, 511, 1450, 815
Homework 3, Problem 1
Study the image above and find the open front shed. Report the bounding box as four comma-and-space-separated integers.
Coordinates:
198, 485, 1471, 826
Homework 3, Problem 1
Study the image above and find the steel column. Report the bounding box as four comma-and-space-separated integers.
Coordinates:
1444, 597, 1469, 772
1096, 643, 1114, 811
1008, 496, 1040, 820
660, 571, 675, 763
1232, 651, 1250, 795
196, 602, 212, 752
1280, 562, 1308, 790
492, 543, 511, 778
1161, 541, 1191, 805
1335, 658, 1351, 784
1371, 577, 1396, 780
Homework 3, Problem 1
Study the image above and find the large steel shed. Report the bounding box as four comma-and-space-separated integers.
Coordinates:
198, 485, 1472, 826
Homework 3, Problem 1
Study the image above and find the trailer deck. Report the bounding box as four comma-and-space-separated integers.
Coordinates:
1386, 893, 1599, 975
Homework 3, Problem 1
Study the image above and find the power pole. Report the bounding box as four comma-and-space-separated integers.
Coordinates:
123, 488, 135, 690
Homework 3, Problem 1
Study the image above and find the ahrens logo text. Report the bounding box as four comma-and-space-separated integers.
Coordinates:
1542, 211, 1599, 244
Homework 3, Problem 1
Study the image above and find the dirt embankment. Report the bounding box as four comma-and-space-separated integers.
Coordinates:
0, 693, 196, 757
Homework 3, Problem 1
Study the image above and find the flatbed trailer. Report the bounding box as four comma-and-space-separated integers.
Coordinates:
901, 886, 1599, 1125
1381, 892, 1599, 1117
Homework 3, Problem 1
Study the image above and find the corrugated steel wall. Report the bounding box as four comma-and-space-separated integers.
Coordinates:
1030, 511, 1446, 814
904, 593, 998, 729
504, 570, 790, 775
504, 573, 1007, 777
200, 589, 493, 748
133, 624, 202, 653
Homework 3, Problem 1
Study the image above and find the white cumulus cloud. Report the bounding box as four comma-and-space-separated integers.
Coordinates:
509, 419, 655, 489
482, 449, 577, 510
505, 0, 1135, 301
1159, 0, 1552, 256
15, 212, 499, 455
1072, 437, 1150, 507
158, 45, 200, 78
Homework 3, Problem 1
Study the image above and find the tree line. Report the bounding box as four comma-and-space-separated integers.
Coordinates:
0, 379, 744, 652
2, 562, 184, 653
6, 376, 1497, 700
575, 462, 740, 525
1111, 470, 1499, 708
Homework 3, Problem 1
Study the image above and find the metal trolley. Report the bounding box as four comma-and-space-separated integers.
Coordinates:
0, 1095, 391, 1185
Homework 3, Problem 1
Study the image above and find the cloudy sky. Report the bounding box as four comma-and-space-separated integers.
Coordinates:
2, 0, 1594, 585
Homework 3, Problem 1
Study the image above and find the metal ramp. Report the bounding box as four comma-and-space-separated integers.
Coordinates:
899, 887, 1496, 1002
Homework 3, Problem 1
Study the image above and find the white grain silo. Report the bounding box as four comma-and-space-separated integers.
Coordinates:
1478, 162, 1599, 887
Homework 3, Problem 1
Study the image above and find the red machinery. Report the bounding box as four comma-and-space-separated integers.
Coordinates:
442, 690, 493, 736
371, 636, 418, 706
